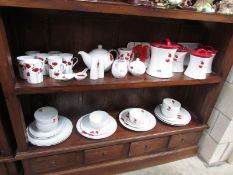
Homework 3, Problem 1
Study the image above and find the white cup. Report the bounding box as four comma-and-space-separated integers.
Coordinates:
59, 53, 78, 74
35, 122, 58, 132
161, 98, 181, 118
47, 55, 65, 78
23, 59, 43, 84
89, 111, 109, 130
129, 108, 146, 126
17, 56, 34, 79
35, 53, 50, 75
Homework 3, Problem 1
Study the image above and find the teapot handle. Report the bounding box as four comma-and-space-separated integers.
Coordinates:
109, 49, 118, 60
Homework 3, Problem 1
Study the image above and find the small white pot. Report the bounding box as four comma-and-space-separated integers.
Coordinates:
128, 58, 146, 76
111, 60, 128, 78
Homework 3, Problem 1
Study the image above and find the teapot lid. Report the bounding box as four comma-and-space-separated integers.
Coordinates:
151, 38, 179, 49
191, 49, 212, 58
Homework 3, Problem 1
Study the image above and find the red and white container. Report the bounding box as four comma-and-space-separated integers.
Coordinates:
202, 46, 218, 73
172, 46, 189, 73
147, 38, 179, 78
184, 49, 212, 80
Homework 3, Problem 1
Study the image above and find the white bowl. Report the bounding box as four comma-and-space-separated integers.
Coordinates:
34, 106, 58, 125
89, 111, 109, 130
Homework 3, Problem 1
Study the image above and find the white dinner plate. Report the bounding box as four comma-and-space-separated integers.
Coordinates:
119, 108, 156, 131
154, 105, 191, 126
76, 114, 117, 139
27, 116, 73, 146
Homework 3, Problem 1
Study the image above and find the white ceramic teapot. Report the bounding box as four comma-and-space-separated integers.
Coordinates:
78, 45, 116, 72
111, 60, 128, 78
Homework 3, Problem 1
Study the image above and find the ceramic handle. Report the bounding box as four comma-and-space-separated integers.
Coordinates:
109, 49, 118, 59
72, 57, 79, 68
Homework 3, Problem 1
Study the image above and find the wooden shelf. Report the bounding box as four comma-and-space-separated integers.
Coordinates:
15, 111, 207, 160
0, 156, 15, 163
0, 0, 233, 23
14, 73, 222, 95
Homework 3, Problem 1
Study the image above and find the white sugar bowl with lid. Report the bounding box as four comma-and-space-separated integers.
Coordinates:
34, 106, 59, 132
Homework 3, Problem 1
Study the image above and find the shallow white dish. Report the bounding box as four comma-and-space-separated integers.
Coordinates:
28, 116, 65, 139
54, 73, 74, 81
27, 116, 73, 146
76, 114, 117, 139
80, 114, 109, 136
154, 105, 191, 126
74, 72, 87, 80
119, 108, 156, 131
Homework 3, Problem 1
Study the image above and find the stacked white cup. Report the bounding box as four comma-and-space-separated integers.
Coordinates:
161, 98, 181, 118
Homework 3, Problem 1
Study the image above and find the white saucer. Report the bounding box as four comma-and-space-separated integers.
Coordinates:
54, 73, 74, 81
80, 114, 109, 136
27, 116, 73, 146
154, 105, 191, 126
122, 111, 149, 129
76, 114, 117, 139
119, 108, 156, 131
28, 116, 65, 140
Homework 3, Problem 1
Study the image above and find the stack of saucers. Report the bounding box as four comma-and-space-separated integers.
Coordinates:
154, 98, 191, 126
76, 111, 117, 139
26, 106, 73, 146
119, 108, 156, 131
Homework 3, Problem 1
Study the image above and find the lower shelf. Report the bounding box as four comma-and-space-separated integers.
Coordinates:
16, 112, 207, 160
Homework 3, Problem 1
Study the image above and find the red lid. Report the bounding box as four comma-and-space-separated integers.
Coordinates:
151, 38, 179, 49
191, 49, 212, 58
177, 44, 189, 52
201, 46, 218, 54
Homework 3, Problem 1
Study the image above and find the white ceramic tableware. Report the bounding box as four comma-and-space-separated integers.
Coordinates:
23, 59, 43, 84
111, 59, 128, 78
59, 53, 78, 74
129, 108, 147, 126
154, 105, 191, 126
74, 68, 88, 80
77, 114, 117, 139
17, 55, 34, 79
34, 106, 58, 126
47, 55, 65, 78
35, 121, 58, 132
25, 51, 40, 57
27, 116, 73, 146
117, 48, 132, 63
172, 46, 189, 72
54, 73, 74, 81
35, 53, 50, 75
147, 38, 179, 78
89, 111, 109, 130
128, 58, 146, 76
28, 116, 65, 139
201, 46, 218, 73
184, 49, 212, 80
48, 51, 62, 55
119, 108, 156, 132
161, 98, 181, 118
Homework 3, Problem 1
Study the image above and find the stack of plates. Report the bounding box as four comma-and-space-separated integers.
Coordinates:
119, 108, 156, 131
76, 113, 117, 139
27, 116, 73, 146
154, 105, 191, 126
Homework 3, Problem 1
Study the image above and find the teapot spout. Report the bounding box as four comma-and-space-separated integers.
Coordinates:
78, 51, 91, 69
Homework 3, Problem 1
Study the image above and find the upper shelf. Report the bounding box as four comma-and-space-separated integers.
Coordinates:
0, 0, 233, 23
15, 72, 222, 95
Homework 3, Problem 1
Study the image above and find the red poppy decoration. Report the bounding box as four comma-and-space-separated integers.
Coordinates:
25, 64, 31, 69
132, 45, 150, 62
40, 68, 43, 72
45, 60, 48, 64
68, 62, 72, 65
130, 66, 133, 69
165, 59, 170, 62
199, 65, 203, 69
167, 106, 171, 111
37, 57, 44, 62
173, 58, 177, 61
26, 72, 30, 77
168, 53, 172, 57
177, 115, 182, 119
54, 72, 59, 76
110, 54, 114, 61
32, 68, 39, 72
96, 131, 99, 134
201, 61, 204, 65
19, 64, 24, 68
52, 62, 58, 66
49, 65, 53, 69
63, 61, 67, 64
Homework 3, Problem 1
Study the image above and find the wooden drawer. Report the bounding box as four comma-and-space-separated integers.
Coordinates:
84, 144, 129, 164
29, 152, 82, 174
168, 132, 202, 149
129, 137, 169, 157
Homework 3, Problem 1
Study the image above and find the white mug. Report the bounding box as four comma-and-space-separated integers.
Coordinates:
161, 98, 181, 118
35, 53, 50, 75
59, 53, 78, 74
47, 55, 65, 78
23, 59, 43, 84
17, 56, 34, 79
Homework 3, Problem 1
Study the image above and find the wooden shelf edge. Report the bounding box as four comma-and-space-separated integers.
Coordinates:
14, 73, 223, 95
0, 155, 15, 163
0, 1, 233, 23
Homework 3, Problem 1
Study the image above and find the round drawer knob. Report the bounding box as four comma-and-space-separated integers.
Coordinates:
51, 160, 57, 166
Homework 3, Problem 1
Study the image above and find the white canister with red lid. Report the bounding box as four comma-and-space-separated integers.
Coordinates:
172, 46, 189, 73
184, 49, 212, 80
146, 38, 179, 78
202, 46, 218, 73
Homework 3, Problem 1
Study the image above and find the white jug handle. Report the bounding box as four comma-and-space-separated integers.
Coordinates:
72, 57, 79, 68
60, 63, 66, 73
109, 49, 118, 59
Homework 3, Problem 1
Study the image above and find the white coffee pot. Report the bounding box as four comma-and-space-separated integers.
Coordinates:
146, 38, 179, 78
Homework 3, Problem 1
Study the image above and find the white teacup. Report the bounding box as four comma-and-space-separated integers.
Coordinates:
129, 108, 146, 126
35, 53, 50, 75
59, 53, 78, 74
47, 55, 65, 78
17, 56, 34, 79
23, 59, 43, 84
89, 111, 109, 130
161, 98, 181, 118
